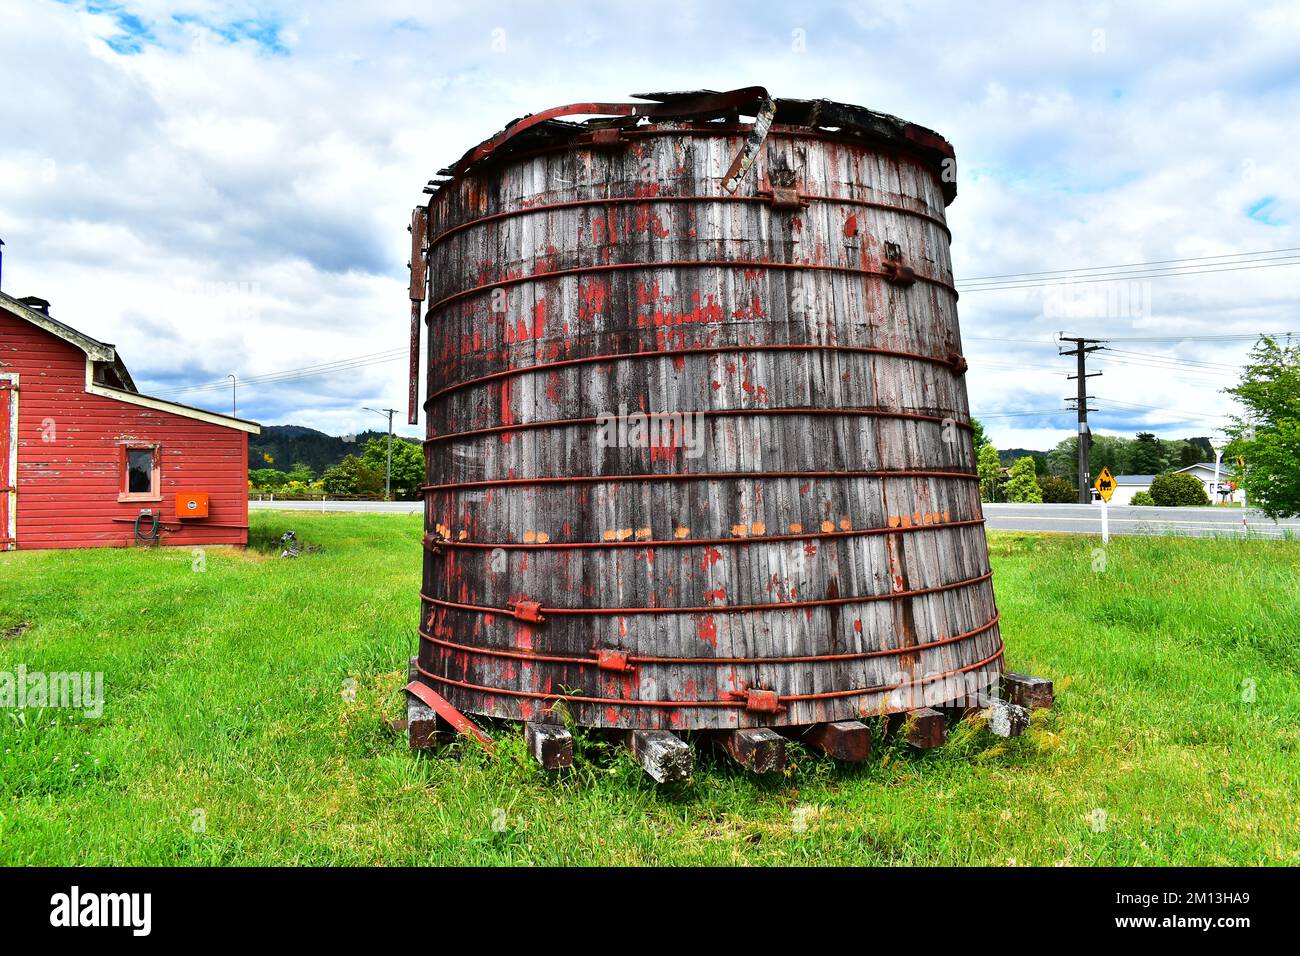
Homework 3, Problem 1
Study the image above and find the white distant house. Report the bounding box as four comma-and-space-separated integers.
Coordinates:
1108, 462, 1236, 505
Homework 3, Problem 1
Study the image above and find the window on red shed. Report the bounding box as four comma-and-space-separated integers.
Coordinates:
121, 446, 160, 500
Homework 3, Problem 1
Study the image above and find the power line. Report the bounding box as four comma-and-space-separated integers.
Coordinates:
1092, 397, 1228, 425
976, 408, 1076, 418
960, 255, 1300, 292
1103, 348, 1239, 371
959, 246, 1300, 283
153, 349, 407, 395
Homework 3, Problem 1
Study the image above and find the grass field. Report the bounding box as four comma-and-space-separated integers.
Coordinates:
0, 512, 1296, 866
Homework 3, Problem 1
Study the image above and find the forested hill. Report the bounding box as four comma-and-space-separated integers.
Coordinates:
247, 425, 387, 472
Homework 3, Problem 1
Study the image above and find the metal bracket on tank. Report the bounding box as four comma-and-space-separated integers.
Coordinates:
507, 598, 547, 624
724, 687, 785, 714
594, 649, 635, 674
882, 241, 917, 287
757, 185, 809, 211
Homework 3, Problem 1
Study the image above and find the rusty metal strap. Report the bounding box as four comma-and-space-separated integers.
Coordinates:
424, 406, 972, 447
419, 568, 993, 618
445, 87, 774, 178
425, 342, 968, 408
412, 645, 1004, 710
426, 258, 956, 315
425, 192, 950, 250
419, 612, 1000, 669
422, 468, 980, 493
424, 516, 984, 551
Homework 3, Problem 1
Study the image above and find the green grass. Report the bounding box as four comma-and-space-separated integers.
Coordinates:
0, 513, 1296, 866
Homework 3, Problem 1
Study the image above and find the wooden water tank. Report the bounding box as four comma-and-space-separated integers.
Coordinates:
409, 89, 1001, 731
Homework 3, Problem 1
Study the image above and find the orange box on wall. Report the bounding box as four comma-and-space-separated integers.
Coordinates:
175, 491, 209, 520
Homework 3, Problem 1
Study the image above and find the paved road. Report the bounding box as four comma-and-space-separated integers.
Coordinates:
983, 503, 1299, 538
253, 499, 1297, 538
251, 499, 421, 513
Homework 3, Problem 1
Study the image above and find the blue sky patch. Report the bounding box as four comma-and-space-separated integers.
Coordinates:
56, 0, 157, 54
1245, 196, 1282, 225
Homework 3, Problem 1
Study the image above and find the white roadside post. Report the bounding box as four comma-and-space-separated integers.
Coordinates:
1212, 446, 1222, 505
1101, 496, 1109, 544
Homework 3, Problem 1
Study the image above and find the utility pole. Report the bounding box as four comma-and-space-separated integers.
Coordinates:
364, 406, 399, 499
1059, 336, 1105, 503
227, 374, 237, 417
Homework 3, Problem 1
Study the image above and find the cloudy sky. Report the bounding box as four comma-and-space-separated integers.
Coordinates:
1, 1, 1296, 448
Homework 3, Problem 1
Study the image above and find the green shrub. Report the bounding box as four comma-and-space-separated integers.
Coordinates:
1037, 475, 1076, 503
1130, 490, 1155, 506
1149, 473, 1210, 507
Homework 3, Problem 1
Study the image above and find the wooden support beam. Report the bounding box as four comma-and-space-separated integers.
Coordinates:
525, 722, 573, 769
905, 707, 947, 749
715, 727, 786, 773
796, 720, 872, 761
627, 729, 693, 783
407, 689, 442, 750
403, 658, 495, 752
1003, 673, 1054, 711
984, 699, 1030, 738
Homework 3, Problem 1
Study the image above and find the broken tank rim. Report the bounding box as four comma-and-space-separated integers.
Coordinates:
426, 86, 957, 205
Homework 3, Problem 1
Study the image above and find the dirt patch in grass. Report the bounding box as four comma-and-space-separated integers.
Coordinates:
2, 621, 31, 640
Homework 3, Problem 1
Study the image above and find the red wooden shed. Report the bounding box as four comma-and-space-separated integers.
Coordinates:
0, 291, 259, 550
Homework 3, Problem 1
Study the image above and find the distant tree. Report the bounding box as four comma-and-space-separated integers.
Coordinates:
1130, 490, 1155, 506
249, 468, 289, 489
286, 463, 316, 484
1149, 472, 1210, 507
1036, 474, 1076, 503
969, 417, 987, 456
320, 454, 385, 498
977, 444, 1003, 503
1046, 437, 1078, 479
1005, 456, 1043, 503
1176, 440, 1206, 468
1223, 336, 1300, 518
1128, 432, 1167, 474
358, 436, 424, 499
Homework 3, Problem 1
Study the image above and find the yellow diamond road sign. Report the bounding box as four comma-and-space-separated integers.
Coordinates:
1095, 466, 1116, 503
